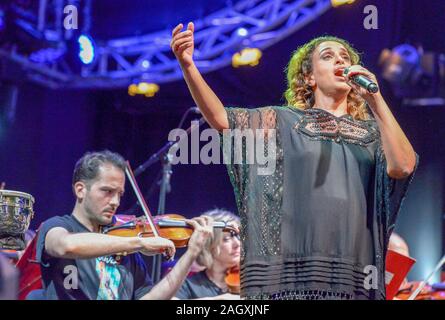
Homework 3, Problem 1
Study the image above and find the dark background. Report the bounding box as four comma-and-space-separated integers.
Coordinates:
0, 0, 444, 281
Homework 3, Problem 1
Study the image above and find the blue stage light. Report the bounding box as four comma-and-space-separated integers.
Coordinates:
0, 10, 5, 32
78, 35, 95, 64
29, 46, 66, 63
236, 28, 248, 37
141, 60, 150, 69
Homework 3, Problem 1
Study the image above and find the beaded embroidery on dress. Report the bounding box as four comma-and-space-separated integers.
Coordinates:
294, 108, 379, 146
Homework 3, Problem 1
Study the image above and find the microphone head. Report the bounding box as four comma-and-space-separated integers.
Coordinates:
368, 83, 379, 93
191, 107, 201, 114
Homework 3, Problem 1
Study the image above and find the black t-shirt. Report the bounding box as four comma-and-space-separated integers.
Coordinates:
175, 271, 225, 299
36, 215, 153, 300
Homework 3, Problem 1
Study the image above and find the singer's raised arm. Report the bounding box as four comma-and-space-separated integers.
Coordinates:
171, 22, 229, 132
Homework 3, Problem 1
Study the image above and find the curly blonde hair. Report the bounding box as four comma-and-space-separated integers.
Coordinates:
284, 35, 370, 120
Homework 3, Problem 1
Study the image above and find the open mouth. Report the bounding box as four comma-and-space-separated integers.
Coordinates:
334, 68, 345, 77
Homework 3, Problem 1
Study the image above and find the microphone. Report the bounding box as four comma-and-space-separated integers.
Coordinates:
190, 107, 201, 114
343, 68, 379, 93
177, 107, 201, 130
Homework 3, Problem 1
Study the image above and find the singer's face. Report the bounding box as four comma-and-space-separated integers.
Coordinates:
308, 41, 352, 96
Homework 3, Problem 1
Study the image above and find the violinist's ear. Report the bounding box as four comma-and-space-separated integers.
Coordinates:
74, 181, 87, 201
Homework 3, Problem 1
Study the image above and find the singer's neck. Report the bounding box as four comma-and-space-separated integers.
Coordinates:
313, 91, 348, 117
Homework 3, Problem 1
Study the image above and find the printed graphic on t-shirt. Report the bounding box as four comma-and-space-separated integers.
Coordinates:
95, 256, 121, 300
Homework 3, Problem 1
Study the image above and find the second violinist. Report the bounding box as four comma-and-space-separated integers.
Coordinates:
174, 209, 241, 300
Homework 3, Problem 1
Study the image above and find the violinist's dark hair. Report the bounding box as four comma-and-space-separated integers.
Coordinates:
72, 150, 126, 189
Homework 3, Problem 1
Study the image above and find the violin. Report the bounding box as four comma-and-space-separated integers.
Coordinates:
104, 162, 236, 251
391, 252, 445, 300
224, 267, 240, 294
395, 281, 445, 300
102, 213, 235, 248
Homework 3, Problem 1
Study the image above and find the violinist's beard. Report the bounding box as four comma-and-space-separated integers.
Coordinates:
93, 211, 114, 226
96, 207, 116, 225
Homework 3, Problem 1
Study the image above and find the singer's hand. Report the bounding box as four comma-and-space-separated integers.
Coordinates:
171, 22, 195, 68
344, 65, 381, 104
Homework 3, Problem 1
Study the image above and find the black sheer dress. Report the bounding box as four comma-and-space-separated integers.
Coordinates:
223, 106, 418, 300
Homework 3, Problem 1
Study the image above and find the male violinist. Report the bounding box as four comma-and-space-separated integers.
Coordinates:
35, 150, 213, 300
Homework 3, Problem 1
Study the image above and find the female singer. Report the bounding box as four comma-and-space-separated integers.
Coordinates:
171, 22, 418, 300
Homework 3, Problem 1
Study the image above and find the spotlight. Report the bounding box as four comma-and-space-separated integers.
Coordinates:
141, 60, 151, 69
128, 82, 159, 97
78, 35, 95, 65
236, 28, 248, 37
379, 45, 420, 85
232, 48, 262, 67
379, 44, 445, 104
331, 0, 356, 7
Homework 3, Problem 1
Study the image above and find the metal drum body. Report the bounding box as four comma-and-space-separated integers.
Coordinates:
0, 190, 34, 250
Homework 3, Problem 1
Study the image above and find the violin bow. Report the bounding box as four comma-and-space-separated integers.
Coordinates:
407, 254, 445, 300
125, 161, 240, 238
124, 161, 160, 238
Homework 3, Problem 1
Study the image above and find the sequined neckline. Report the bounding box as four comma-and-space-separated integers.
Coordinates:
294, 107, 379, 146
284, 106, 353, 120
308, 107, 352, 120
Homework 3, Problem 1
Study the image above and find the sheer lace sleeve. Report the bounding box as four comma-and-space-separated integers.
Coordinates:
223, 107, 278, 208
375, 145, 419, 238
222, 106, 284, 261
225, 107, 277, 131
